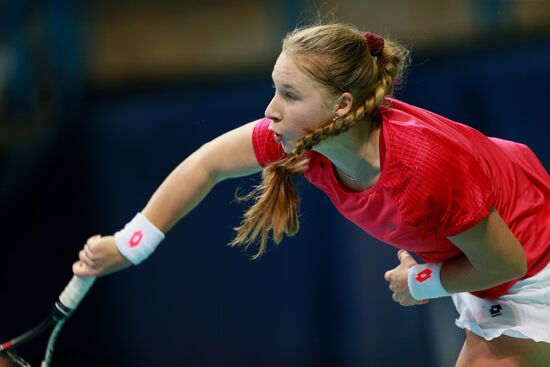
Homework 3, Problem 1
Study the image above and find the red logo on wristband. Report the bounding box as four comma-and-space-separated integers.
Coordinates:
129, 230, 144, 248
416, 269, 432, 283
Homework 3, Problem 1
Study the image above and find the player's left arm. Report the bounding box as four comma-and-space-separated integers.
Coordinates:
441, 206, 527, 293
383, 207, 527, 306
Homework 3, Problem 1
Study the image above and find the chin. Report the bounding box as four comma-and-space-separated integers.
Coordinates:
281, 141, 294, 154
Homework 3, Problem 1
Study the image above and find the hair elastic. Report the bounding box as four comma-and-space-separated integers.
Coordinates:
364, 32, 384, 57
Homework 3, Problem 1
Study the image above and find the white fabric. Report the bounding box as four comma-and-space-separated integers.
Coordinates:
115, 212, 165, 265
408, 262, 451, 300
452, 262, 550, 343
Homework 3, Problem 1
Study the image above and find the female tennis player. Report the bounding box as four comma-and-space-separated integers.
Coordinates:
73, 23, 550, 366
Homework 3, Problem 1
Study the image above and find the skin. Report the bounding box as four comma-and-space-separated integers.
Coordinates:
73, 51, 549, 365
456, 331, 550, 367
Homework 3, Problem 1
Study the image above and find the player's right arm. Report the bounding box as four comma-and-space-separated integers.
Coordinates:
73, 120, 263, 277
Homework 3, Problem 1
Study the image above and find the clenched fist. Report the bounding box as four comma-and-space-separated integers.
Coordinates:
73, 235, 132, 277
384, 250, 429, 307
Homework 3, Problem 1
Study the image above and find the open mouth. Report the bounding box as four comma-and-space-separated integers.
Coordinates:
273, 132, 283, 143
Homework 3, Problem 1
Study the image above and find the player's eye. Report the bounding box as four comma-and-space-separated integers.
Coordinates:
285, 92, 296, 100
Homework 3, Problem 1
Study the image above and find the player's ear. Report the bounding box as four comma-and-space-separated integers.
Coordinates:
335, 92, 353, 118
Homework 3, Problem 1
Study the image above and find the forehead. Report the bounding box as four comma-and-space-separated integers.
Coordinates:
272, 51, 313, 87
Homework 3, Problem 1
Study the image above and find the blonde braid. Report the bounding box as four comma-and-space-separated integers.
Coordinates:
230, 107, 370, 259
230, 159, 305, 259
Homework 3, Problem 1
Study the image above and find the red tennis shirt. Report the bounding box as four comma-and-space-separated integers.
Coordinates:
252, 98, 550, 299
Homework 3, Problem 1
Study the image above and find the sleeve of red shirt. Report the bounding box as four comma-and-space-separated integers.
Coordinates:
252, 118, 287, 167
386, 127, 495, 237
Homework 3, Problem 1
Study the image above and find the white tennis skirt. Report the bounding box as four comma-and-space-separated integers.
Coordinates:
452, 261, 550, 343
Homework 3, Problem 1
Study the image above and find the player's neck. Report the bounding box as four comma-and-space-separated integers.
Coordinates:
313, 119, 381, 189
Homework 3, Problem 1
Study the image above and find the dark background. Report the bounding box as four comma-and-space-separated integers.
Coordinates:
1, 1, 549, 366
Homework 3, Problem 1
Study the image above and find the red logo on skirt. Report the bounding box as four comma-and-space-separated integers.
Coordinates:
416, 269, 432, 283
129, 230, 144, 248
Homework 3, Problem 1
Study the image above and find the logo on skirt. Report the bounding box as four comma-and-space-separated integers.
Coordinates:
489, 304, 503, 317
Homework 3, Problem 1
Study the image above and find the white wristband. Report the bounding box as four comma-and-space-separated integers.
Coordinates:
407, 262, 451, 300
115, 213, 165, 265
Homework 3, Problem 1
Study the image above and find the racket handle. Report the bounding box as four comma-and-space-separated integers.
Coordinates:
58, 276, 95, 312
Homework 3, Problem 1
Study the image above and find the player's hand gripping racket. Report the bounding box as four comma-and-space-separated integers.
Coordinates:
0, 276, 95, 367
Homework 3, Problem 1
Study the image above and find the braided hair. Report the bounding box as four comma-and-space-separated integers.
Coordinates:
231, 23, 410, 259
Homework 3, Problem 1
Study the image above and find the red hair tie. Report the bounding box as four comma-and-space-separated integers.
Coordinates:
364, 32, 384, 57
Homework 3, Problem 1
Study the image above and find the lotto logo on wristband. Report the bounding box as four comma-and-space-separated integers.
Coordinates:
416, 268, 432, 283
115, 213, 164, 265
129, 230, 144, 248
408, 263, 450, 300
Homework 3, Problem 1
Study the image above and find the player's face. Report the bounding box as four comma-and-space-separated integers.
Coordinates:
265, 51, 337, 153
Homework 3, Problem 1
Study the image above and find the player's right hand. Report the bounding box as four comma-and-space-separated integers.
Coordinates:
73, 235, 132, 277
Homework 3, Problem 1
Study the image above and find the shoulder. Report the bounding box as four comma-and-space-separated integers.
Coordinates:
382, 100, 468, 178
380, 100, 495, 234
381, 98, 489, 176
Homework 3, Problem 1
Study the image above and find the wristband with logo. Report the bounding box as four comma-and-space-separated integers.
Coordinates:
114, 212, 165, 265
407, 262, 451, 300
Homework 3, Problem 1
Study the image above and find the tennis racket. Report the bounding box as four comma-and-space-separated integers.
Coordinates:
0, 276, 95, 367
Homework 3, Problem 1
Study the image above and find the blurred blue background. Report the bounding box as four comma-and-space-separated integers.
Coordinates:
1, 1, 549, 366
